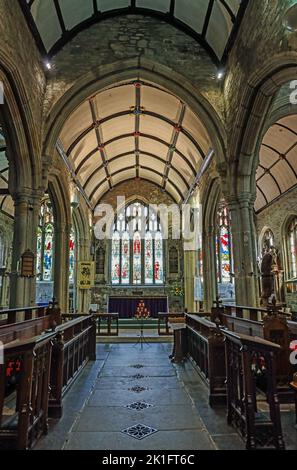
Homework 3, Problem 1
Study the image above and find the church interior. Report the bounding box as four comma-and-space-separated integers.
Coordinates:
2, 0, 297, 453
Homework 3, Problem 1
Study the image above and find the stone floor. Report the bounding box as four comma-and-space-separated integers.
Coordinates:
35, 343, 297, 451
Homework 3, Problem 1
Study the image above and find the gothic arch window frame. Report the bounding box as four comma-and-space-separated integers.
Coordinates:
36, 197, 55, 282
285, 216, 297, 280
110, 200, 164, 286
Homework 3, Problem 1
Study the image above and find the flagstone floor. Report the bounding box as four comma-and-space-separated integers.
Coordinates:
35, 343, 297, 451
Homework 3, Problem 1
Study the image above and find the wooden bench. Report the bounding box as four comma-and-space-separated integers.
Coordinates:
185, 314, 226, 406
222, 329, 285, 450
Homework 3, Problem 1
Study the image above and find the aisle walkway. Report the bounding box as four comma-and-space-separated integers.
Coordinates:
36, 343, 248, 450
64, 343, 216, 450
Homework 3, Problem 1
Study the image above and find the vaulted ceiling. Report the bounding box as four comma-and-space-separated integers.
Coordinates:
19, 0, 247, 63
255, 115, 297, 213
59, 80, 212, 206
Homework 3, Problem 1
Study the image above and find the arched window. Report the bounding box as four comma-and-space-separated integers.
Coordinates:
287, 218, 297, 279
216, 202, 235, 300
36, 198, 54, 281
111, 202, 164, 285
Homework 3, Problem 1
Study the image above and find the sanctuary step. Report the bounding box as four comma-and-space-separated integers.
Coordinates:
118, 318, 159, 330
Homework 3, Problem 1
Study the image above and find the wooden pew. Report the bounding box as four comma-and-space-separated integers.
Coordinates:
185, 314, 226, 406
0, 312, 96, 448
0, 332, 55, 450
0, 303, 61, 345
222, 329, 285, 450
212, 304, 296, 402
0, 305, 49, 326
49, 315, 96, 418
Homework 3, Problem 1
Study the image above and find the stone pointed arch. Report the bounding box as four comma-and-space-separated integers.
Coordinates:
0, 48, 43, 192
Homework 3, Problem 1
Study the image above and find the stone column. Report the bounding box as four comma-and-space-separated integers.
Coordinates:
184, 249, 197, 312
10, 191, 42, 308
77, 236, 91, 313
228, 194, 259, 307
203, 224, 217, 312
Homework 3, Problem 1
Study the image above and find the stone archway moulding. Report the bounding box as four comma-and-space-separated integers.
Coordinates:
229, 52, 297, 197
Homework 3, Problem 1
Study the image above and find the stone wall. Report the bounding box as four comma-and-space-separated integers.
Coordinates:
0, 1, 45, 145
44, 14, 223, 119
225, 0, 293, 135
256, 187, 297, 310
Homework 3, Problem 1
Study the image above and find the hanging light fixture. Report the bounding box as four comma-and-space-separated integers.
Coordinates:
70, 183, 80, 210
283, 3, 297, 32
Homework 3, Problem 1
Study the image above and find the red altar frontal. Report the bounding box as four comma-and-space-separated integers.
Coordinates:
108, 297, 168, 318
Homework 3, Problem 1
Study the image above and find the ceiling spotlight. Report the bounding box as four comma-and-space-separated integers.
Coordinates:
283, 3, 297, 31
217, 70, 225, 80
45, 61, 52, 71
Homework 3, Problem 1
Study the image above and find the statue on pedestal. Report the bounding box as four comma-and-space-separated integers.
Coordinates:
260, 243, 284, 306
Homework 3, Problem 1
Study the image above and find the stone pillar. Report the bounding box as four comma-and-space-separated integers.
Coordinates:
203, 224, 217, 312
228, 194, 259, 307
184, 249, 197, 312
77, 237, 91, 313
53, 222, 70, 313
10, 191, 42, 308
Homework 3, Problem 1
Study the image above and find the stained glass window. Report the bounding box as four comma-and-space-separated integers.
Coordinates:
69, 228, 76, 284
216, 202, 234, 301
288, 218, 297, 279
154, 232, 163, 285
110, 202, 164, 285
216, 204, 233, 284
145, 232, 153, 283
121, 231, 130, 285
36, 198, 54, 281
111, 231, 120, 284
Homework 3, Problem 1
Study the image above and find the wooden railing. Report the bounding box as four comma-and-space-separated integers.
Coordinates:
0, 305, 49, 326
185, 314, 226, 406
49, 315, 96, 418
0, 332, 55, 450
158, 312, 185, 335
62, 312, 119, 337
222, 330, 285, 450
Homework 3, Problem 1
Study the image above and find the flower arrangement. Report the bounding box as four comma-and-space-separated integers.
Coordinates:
169, 283, 184, 298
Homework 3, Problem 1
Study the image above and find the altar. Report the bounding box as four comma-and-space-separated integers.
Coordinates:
108, 297, 168, 318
